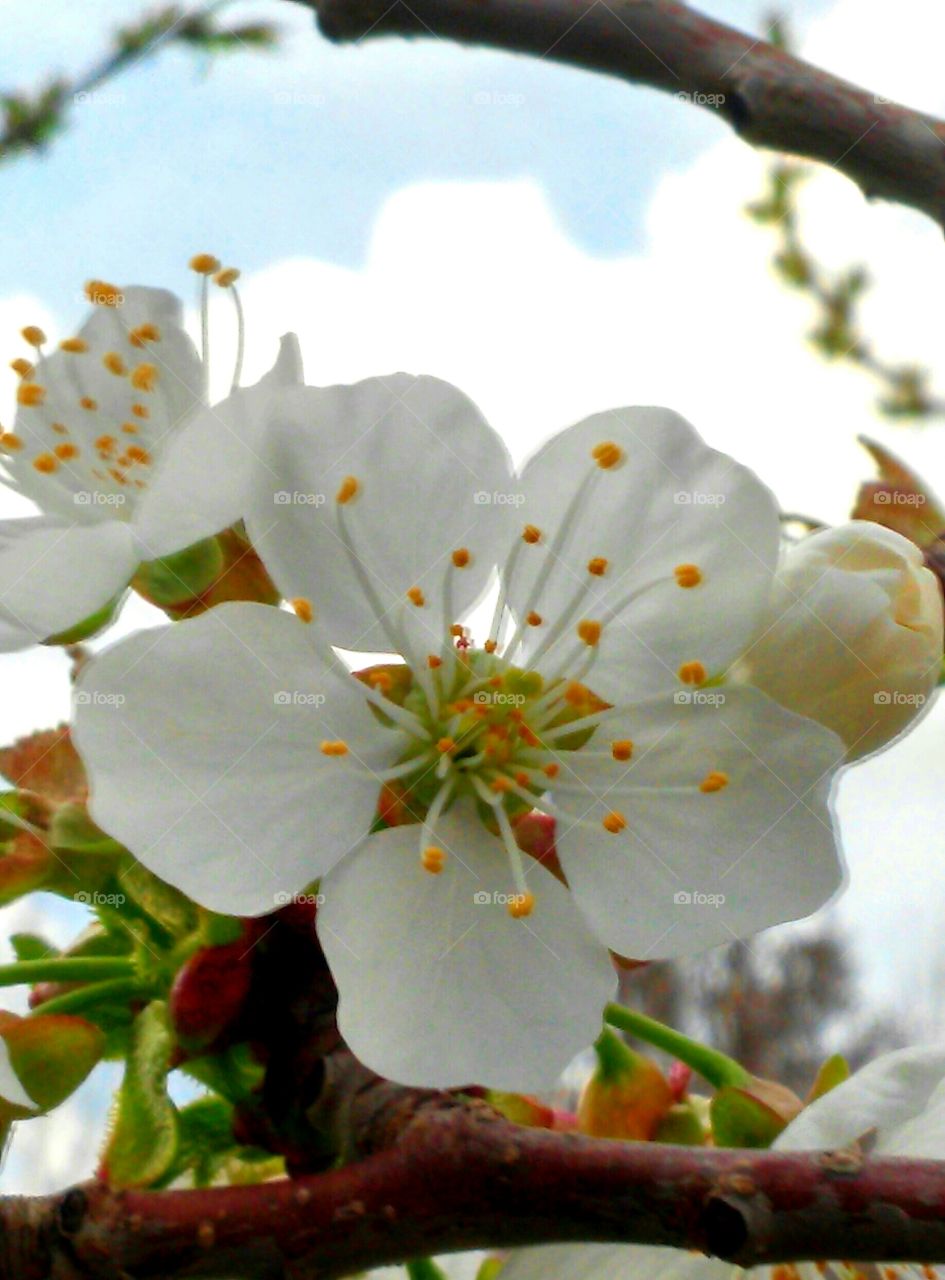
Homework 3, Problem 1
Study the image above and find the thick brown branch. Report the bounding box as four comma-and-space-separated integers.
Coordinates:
300, 0, 945, 230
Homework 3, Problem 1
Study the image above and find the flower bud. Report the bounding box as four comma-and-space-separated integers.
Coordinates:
133, 536, 225, 609
169, 935, 254, 1052
577, 1028, 673, 1140
736, 522, 943, 760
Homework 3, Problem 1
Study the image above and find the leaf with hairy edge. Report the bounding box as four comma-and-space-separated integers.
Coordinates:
0, 725, 86, 802
0, 1010, 103, 1123
102, 1000, 178, 1188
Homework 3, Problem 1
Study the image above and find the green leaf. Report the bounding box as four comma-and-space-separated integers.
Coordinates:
10, 933, 59, 962
160, 1096, 236, 1187
807, 1053, 850, 1103
0, 1011, 103, 1117
103, 1000, 178, 1188
710, 1085, 789, 1149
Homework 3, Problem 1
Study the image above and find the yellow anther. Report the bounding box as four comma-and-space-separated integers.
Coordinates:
563, 681, 586, 707
611, 740, 634, 762
292, 597, 313, 623
109, 468, 128, 485
131, 403, 149, 419
336, 475, 359, 504
125, 444, 151, 465
189, 253, 221, 275
51, 422, 68, 435
674, 563, 702, 589
59, 337, 88, 353
102, 351, 126, 376
436, 736, 455, 755
95, 434, 117, 454
577, 619, 602, 647
85, 280, 122, 307
592, 441, 624, 470
407, 586, 426, 607
320, 740, 349, 756
215, 267, 241, 287
17, 383, 45, 406
699, 770, 729, 794
508, 892, 535, 919
522, 524, 542, 544
20, 326, 46, 347
587, 556, 609, 576
368, 670, 393, 693
421, 845, 446, 874
452, 548, 471, 568
32, 453, 58, 474
427, 654, 443, 670
490, 776, 513, 793
484, 639, 498, 654
543, 762, 559, 778
80, 397, 98, 412
130, 363, 157, 392
54, 443, 78, 461
129, 323, 161, 348
450, 623, 464, 637
602, 811, 627, 834
678, 660, 707, 686
0, 432, 23, 451
526, 611, 543, 627
121, 422, 138, 434
514, 770, 531, 788
10, 358, 33, 378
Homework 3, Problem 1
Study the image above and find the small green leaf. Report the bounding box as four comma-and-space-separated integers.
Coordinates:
10, 933, 59, 963
0, 1011, 103, 1116
710, 1085, 788, 1149
161, 1096, 236, 1187
103, 1000, 178, 1188
807, 1053, 850, 1103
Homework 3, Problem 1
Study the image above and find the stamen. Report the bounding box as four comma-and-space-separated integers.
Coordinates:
484, 639, 498, 653
59, 338, 88, 353
102, 352, 126, 376
452, 548, 471, 568
51, 422, 68, 435
611, 740, 633, 761
421, 846, 446, 874
587, 556, 608, 576
523, 524, 542, 544
130, 364, 157, 392
407, 586, 425, 607
526, 611, 543, 627
674, 563, 702, 588
10, 358, 33, 378
32, 453, 58, 474
20, 326, 45, 347
215, 267, 240, 288
0, 432, 23, 451
320, 741, 349, 756
678, 661, 707, 685
577, 619, 602, 647
189, 253, 221, 275
121, 423, 138, 435
427, 655, 443, 670
125, 445, 151, 465
602, 810, 627, 833
131, 403, 149, 419
85, 280, 122, 307
129, 323, 160, 348
699, 770, 729, 794
336, 475, 359, 504
592, 441, 624, 470
17, 383, 45, 406
436, 737, 455, 755
292, 597, 313, 623
80, 396, 98, 411
54, 443, 78, 461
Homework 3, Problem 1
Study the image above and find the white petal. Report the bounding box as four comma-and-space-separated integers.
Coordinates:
0, 1034, 35, 1110
776, 1044, 945, 1157
552, 687, 845, 959
319, 802, 615, 1090
73, 603, 402, 916
510, 408, 780, 704
132, 334, 304, 558
499, 1245, 727, 1280
245, 375, 515, 655
0, 517, 137, 642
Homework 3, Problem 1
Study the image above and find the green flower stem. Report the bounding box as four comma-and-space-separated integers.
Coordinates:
406, 1261, 449, 1280
31, 978, 147, 1017
604, 1002, 750, 1089
0, 956, 135, 988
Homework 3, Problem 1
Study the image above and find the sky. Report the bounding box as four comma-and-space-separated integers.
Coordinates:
3, 0, 945, 1193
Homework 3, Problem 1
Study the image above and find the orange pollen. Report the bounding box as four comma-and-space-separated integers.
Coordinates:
215, 267, 240, 287
32, 453, 58, 474
612, 740, 634, 762
60, 337, 88, 353
577, 619, 602, 647
602, 811, 627, 834
436, 737, 455, 755
564, 682, 585, 706
451, 698, 474, 713
369, 670, 393, 693
131, 363, 157, 392
484, 639, 498, 653
592, 441, 624, 470
51, 422, 68, 435
700, 770, 729, 794
320, 740, 349, 757
132, 403, 149, 419
543, 762, 559, 778
450, 624, 464, 637
587, 556, 609, 576
678, 661, 707, 686
490, 776, 513, 793
109, 468, 128, 485
190, 253, 221, 275
17, 383, 45, 406
85, 280, 122, 307
121, 423, 138, 435
102, 351, 126, 376
54, 443, 78, 461
20, 326, 46, 347
421, 846, 446, 874
129, 323, 161, 347
0, 432, 23, 451
291, 597, 313, 623
10, 358, 33, 377
526, 611, 543, 627
336, 475, 359, 504
427, 654, 443, 670
508, 892, 535, 919
95, 434, 117, 454
125, 445, 151, 465
522, 524, 542, 544
519, 725, 540, 747
407, 586, 425, 607
452, 548, 471, 568
514, 770, 531, 788
80, 397, 98, 411
674, 563, 702, 588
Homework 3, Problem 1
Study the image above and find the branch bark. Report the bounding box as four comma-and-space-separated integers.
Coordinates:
299, 0, 945, 230
6, 1070, 945, 1280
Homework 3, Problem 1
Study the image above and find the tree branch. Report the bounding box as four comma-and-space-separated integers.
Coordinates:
298, 0, 945, 230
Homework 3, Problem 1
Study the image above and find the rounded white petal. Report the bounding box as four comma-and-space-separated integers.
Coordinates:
245, 376, 515, 656
73, 603, 401, 916
737, 522, 943, 761
319, 803, 615, 1090
552, 686, 845, 959
499, 1245, 727, 1280
133, 334, 304, 558
0, 517, 137, 642
776, 1044, 945, 1158
509, 408, 780, 704
0, 1034, 36, 1110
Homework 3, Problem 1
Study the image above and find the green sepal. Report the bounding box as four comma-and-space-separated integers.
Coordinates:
653, 1101, 708, 1146
807, 1053, 850, 1103
133, 537, 225, 608
0, 1011, 103, 1119
43, 590, 125, 645
710, 1085, 789, 1149
158, 1096, 236, 1188
10, 933, 59, 962
103, 999, 179, 1188
120, 860, 200, 938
